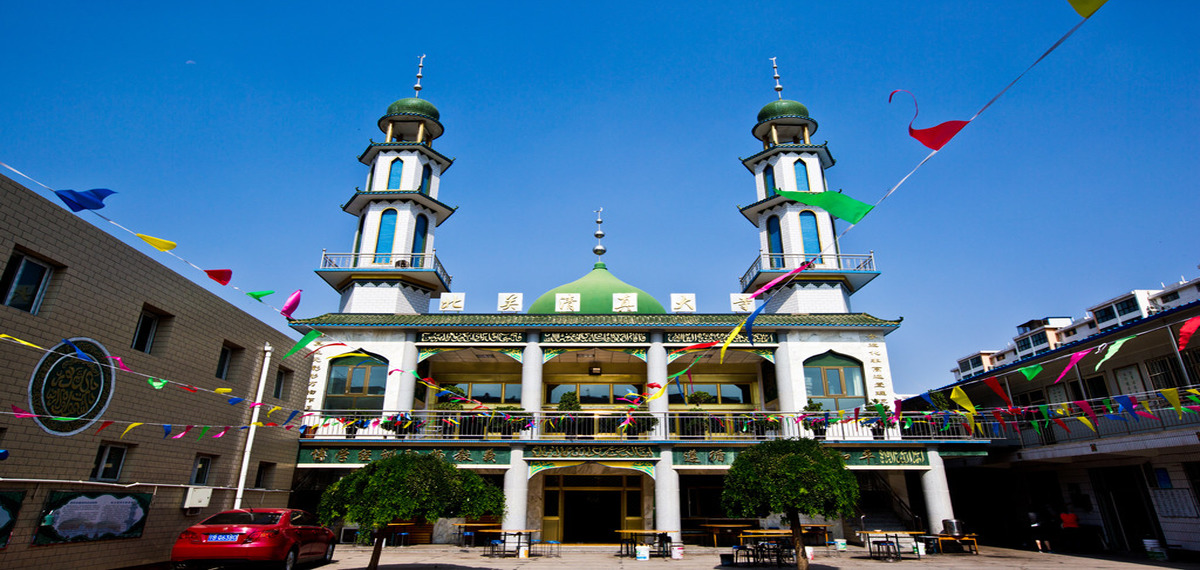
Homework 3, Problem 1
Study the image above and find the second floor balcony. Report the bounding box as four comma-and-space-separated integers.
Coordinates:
316, 251, 451, 293
298, 410, 1000, 443
740, 252, 878, 294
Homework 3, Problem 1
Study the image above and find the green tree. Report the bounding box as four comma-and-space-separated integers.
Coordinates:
722, 438, 859, 570
319, 453, 504, 570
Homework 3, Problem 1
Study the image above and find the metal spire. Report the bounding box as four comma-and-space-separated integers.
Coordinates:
592, 208, 606, 260
413, 54, 426, 98
770, 57, 783, 100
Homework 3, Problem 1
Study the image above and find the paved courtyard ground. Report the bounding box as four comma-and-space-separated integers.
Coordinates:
317, 544, 1200, 570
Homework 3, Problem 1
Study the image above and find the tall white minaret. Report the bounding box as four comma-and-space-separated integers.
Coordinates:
737, 58, 878, 314
316, 55, 456, 314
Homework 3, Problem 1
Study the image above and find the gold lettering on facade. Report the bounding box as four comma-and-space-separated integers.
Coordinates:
44, 360, 103, 417
482, 449, 497, 463
541, 332, 648, 344
335, 449, 350, 463
682, 449, 700, 464
499, 293, 522, 312
380, 450, 396, 460
311, 449, 328, 463
707, 449, 726, 463
528, 446, 655, 459
454, 449, 472, 462
430, 449, 446, 460
420, 332, 525, 343
666, 332, 775, 344
357, 449, 373, 462
555, 294, 580, 312
613, 293, 638, 312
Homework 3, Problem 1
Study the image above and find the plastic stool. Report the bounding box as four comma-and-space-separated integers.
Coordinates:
732, 545, 754, 565
545, 539, 561, 557
489, 539, 505, 557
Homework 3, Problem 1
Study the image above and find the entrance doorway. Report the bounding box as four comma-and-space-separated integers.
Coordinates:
542, 474, 643, 543
1090, 465, 1163, 552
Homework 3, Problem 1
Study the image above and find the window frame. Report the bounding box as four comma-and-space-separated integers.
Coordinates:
419, 164, 432, 194
191, 454, 215, 486
374, 208, 398, 263
386, 158, 404, 190
802, 352, 867, 410
1, 252, 53, 314
215, 346, 233, 380
131, 310, 159, 353
325, 355, 388, 410
91, 444, 129, 482
762, 164, 777, 197
793, 158, 810, 192
272, 368, 290, 399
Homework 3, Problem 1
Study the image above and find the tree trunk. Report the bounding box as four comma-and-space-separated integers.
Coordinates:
368, 531, 385, 570
787, 509, 809, 570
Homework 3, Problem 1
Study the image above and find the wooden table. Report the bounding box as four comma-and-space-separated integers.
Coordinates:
801, 524, 831, 546
616, 529, 677, 557
452, 522, 499, 547
740, 529, 793, 545
700, 524, 752, 547
858, 530, 924, 560
479, 529, 538, 557
384, 522, 414, 546
932, 533, 978, 554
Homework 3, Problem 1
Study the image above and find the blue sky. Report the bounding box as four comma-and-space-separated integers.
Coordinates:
3, 1, 1196, 395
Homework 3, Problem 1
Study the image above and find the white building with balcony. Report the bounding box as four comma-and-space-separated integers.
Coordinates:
289, 82, 980, 547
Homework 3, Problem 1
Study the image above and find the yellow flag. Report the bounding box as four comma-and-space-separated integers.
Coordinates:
950, 386, 976, 414
136, 233, 177, 252
121, 422, 143, 438
1161, 388, 1182, 419
1067, 0, 1107, 18
267, 406, 281, 417
719, 321, 745, 364
1076, 416, 1095, 432
214, 388, 232, 394
0, 334, 44, 350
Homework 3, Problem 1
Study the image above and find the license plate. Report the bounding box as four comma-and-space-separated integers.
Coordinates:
207, 534, 239, 542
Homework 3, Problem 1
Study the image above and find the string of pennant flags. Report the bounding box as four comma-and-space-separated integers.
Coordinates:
0, 0, 1124, 445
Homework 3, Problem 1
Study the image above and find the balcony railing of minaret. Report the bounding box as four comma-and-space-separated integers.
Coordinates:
320, 251, 451, 287
740, 252, 876, 291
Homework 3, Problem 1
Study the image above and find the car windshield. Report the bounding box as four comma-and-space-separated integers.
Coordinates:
202, 511, 282, 525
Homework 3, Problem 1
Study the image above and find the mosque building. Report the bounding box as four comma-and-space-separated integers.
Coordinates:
289, 60, 982, 545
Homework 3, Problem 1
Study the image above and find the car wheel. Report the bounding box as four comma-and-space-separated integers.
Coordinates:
322, 542, 336, 564
281, 548, 298, 570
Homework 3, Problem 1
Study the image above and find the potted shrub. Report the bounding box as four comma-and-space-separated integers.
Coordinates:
381, 413, 420, 438
557, 391, 592, 439
623, 412, 659, 438
801, 401, 827, 440
487, 405, 529, 439
682, 391, 715, 437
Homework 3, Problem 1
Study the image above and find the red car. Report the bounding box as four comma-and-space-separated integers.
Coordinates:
171, 508, 335, 570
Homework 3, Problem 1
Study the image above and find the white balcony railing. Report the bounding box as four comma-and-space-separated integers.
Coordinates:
319, 251, 451, 288
740, 252, 875, 291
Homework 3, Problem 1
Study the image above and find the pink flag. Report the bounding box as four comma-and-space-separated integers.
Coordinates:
212, 426, 230, 438
1055, 349, 1093, 383
1074, 400, 1098, 426
105, 356, 132, 371
11, 405, 35, 418
172, 425, 194, 439
280, 289, 302, 320
889, 90, 970, 151
1179, 316, 1200, 352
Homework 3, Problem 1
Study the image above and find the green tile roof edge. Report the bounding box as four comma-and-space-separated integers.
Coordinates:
289, 312, 902, 328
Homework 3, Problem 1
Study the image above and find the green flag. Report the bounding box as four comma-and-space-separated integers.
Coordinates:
777, 189, 874, 223
283, 330, 323, 359
246, 290, 275, 301
1018, 364, 1043, 381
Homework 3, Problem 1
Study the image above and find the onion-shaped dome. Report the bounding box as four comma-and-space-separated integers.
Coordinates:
385, 97, 440, 120
757, 99, 810, 122
528, 263, 666, 314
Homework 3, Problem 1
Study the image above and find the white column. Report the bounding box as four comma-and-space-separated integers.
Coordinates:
774, 330, 797, 413
920, 447, 955, 534
647, 331, 668, 438
521, 332, 543, 440
654, 446, 681, 543
503, 446, 529, 530
394, 332, 419, 410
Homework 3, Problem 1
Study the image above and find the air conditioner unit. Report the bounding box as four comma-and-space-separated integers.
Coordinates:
182, 486, 213, 509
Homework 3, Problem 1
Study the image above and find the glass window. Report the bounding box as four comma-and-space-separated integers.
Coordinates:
203, 511, 281, 525
419, 164, 432, 194
577, 383, 610, 404
1, 252, 52, 314
374, 209, 397, 263
794, 159, 809, 192
131, 311, 158, 353
800, 211, 821, 262
720, 384, 751, 404
325, 355, 388, 410
272, 368, 289, 399
471, 383, 503, 404
1093, 306, 1117, 322
1016, 337, 1032, 351
387, 159, 403, 189
1031, 332, 1048, 346
545, 384, 575, 404
353, 215, 365, 255
763, 165, 777, 197
612, 384, 640, 402
766, 216, 783, 269
1115, 298, 1140, 316
191, 455, 214, 485
411, 214, 429, 258
803, 352, 867, 410
215, 346, 232, 380
504, 383, 522, 403
91, 445, 127, 481
254, 462, 275, 488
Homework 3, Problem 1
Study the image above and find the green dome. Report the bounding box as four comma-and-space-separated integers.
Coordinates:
385, 97, 440, 120
757, 99, 810, 122
528, 263, 666, 314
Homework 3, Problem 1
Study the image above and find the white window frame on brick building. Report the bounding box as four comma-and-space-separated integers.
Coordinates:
191, 454, 216, 486
131, 308, 160, 353
1, 251, 53, 314
91, 444, 129, 482
272, 367, 291, 399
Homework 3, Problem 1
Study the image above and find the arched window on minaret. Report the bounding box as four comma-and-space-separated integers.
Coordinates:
766, 215, 783, 269
411, 214, 429, 266
802, 352, 866, 411
763, 164, 777, 198
800, 211, 822, 263
794, 159, 809, 192
374, 209, 397, 263
352, 215, 365, 255
387, 159, 404, 190
419, 164, 433, 195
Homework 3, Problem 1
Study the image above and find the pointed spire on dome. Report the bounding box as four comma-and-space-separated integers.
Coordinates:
770, 56, 783, 100
413, 54, 426, 98
592, 208, 606, 260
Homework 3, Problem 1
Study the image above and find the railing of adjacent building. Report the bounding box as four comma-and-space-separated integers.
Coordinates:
319, 251, 451, 287
298, 410, 1006, 442
1012, 393, 1200, 448
740, 252, 875, 292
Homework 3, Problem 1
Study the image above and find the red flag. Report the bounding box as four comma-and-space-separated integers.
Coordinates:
983, 376, 1011, 407
204, 269, 233, 286
1179, 316, 1200, 352
889, 90, 969, 151
95, 420, 114, 434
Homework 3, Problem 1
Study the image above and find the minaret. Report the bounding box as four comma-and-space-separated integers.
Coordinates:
316, 55, 456, 314
737, 58, 878, 314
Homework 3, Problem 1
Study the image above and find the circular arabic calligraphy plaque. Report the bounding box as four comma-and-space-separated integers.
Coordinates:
27, 338, 116, 436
